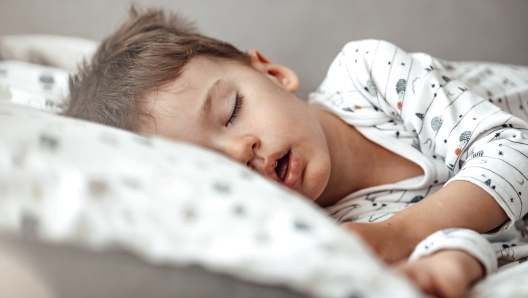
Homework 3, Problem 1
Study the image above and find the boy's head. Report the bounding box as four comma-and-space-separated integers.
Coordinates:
65, 6, 250, 131
65, 7, 332, 201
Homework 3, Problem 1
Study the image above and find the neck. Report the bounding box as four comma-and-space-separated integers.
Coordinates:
310, 106, 425, 208
310, 106, 383, 207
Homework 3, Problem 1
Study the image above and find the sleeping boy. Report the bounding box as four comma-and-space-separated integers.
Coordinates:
64, 7, 528, 298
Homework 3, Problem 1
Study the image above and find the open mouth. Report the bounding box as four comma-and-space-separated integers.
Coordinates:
275, 150, 290, 181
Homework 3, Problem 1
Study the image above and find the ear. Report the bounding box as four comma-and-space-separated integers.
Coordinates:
247, 49, 299, 93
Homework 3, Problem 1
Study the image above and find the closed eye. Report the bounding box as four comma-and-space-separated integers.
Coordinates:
226, 94, 244, 126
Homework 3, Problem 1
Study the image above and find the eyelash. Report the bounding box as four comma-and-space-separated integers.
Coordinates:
226, 94, 244, 126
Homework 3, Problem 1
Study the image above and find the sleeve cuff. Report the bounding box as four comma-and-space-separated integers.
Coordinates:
408, 229, 498, 276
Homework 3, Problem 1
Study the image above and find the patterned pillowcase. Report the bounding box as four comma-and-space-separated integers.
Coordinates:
0, 60, 69, 113
0, 83, 419, 297
0, 102, 420, 297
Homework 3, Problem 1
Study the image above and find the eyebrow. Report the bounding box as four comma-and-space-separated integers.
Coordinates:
200, 79, 225, 119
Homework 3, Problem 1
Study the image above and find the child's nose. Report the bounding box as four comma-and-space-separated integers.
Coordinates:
225, 135, 259, 167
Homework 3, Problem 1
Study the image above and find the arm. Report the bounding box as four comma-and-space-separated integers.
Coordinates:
319, 39, 528, 228
313, 39, 526, 297
325, 39, 527, 261
346, 180, 507, 262
397, 180, 507, 237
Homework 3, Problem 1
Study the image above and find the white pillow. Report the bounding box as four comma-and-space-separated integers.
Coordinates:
0, 35, 98, 72
0, 60, 69, 113
0, 101, 420, 298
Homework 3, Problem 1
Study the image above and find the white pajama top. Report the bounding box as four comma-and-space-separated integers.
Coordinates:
308, 39, 528, 275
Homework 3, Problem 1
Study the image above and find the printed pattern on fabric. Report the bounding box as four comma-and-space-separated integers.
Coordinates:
409, 229, 498, 275
0, 60, 69, 113
309, 39, 528, 273
0, 100, 422, 298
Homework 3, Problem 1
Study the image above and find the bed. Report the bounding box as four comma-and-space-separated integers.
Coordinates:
0, 35, 527, 298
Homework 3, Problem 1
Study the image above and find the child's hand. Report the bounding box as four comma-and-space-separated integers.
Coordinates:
394, 250, 484, 298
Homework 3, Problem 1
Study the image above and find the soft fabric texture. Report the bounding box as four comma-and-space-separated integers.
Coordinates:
309, 39, 528, 275
2, 35, 528, 297
0, 60, 69, 113
0, 35, 97, 72
409, 229, 498, 275
0, 100, 421, 298
310, 39, 528, 229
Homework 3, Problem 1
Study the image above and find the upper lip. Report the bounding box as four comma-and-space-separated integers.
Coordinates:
259, 149, 289, 183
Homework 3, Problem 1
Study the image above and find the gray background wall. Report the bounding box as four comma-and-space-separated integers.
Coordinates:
1, 0, 527, 98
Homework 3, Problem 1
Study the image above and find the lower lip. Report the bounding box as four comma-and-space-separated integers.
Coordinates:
283, 151, 300, 188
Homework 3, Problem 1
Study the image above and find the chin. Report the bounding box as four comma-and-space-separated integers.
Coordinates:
300, 171, 330, 203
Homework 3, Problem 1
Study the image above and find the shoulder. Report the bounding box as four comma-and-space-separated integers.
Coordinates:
327, 39, 408, 83
339, 39, 402, 58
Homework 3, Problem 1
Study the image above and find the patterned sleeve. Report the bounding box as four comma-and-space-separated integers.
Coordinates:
409, 228, 497, 276
311, 39, 528, 231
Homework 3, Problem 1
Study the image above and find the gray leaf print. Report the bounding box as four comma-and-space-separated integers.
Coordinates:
365, 79, 377, 97
431, 116, 443, 131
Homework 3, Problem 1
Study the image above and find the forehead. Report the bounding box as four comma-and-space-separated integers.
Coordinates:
145, 56, 244, 104
139, 57, 244, 139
